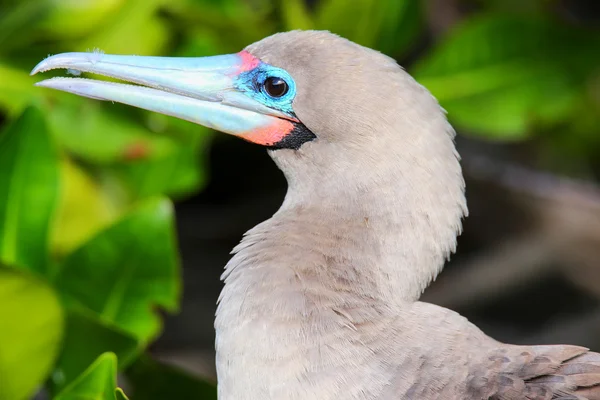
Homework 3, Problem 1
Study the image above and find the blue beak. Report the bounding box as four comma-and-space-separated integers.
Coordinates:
31, 51, 296, 145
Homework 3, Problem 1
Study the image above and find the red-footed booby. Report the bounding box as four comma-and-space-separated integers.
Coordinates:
32, 31, 600, 399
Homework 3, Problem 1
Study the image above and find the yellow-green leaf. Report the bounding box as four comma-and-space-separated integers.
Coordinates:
50, 158, 119, 258
0, 266, 63, 400
0, 64, 41, 116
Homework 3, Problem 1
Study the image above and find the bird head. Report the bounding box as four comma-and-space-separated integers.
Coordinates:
32, 30, 463, 211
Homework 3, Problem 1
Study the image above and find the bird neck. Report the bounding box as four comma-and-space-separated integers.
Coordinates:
260, 138, 465, 303
215, 137, 466, 394
219, 142, 465, 313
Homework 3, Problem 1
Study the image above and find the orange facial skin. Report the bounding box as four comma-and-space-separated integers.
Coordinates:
241, 117, 295, 146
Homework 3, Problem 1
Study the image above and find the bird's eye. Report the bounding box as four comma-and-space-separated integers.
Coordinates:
263, 77, 289, 98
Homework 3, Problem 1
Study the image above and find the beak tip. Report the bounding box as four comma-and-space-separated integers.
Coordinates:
34, 78, 66, 91
30, 63, 43, 76
30, 52, 88, 77
31, 57, 54, 76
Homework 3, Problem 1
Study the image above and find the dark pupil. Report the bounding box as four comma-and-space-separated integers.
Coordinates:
264, 77, 288, 98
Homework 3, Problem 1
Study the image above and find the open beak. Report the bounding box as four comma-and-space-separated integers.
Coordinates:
30, 51, 296, 146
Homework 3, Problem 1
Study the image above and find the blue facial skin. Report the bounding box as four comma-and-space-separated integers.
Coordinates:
234, 63, 297, 118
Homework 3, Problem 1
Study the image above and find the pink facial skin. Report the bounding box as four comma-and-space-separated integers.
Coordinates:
236, 50, 261, 73
241, 118, 295, 147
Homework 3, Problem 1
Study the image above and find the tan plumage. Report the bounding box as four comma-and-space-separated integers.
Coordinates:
214, 31, 600, 399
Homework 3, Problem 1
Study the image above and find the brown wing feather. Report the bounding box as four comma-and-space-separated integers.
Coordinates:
481, 345, 600, 400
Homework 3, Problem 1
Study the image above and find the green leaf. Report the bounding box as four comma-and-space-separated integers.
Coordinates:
51, 311, 139, 392
0, 106, 60, 274
126, 354, 217, 400
56, 198, 181, 342
413, 15, 599, 138
108, 143, 205, 200
0, 266, 63, 400
54, 352, 129, 400
115, 388, 130, 400
280, 0, 315, 31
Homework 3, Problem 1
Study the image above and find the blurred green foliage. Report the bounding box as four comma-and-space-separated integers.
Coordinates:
0, 107, 181, 399
0, 0, 598, 399
413, 14, 600, 156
